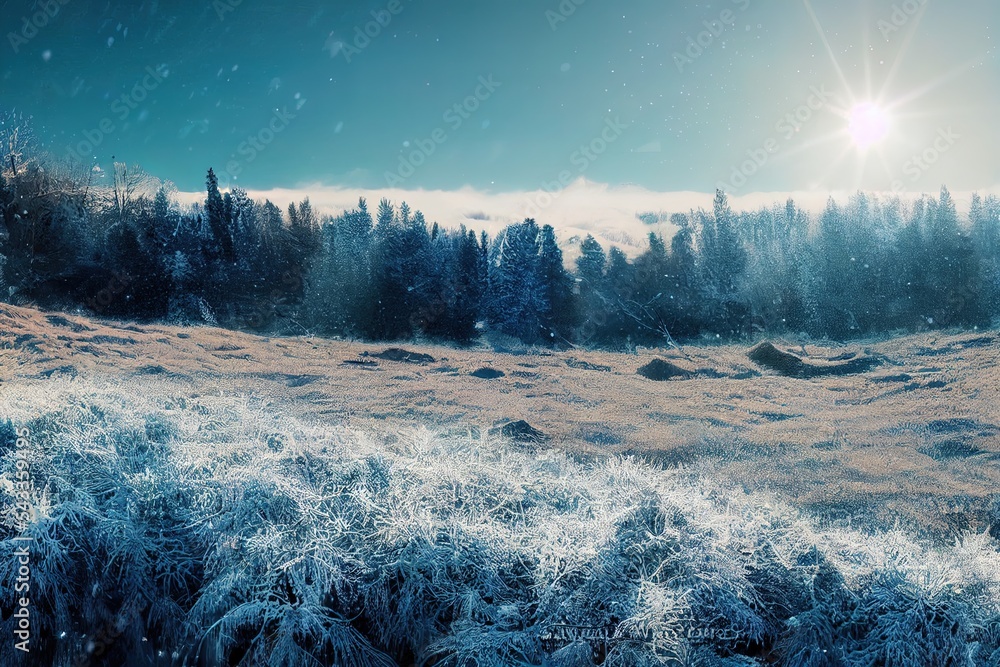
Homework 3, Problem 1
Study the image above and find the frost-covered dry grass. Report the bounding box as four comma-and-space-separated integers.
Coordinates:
1, 375, 999, 666
2, 303, 1000, 542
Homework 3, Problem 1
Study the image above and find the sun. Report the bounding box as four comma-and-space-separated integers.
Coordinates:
799, 0, 976, 189
847, 102, 891, 151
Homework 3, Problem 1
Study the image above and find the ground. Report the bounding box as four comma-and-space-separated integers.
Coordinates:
1, 303, 997, 541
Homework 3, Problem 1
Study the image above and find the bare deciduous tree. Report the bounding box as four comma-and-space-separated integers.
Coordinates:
0, 109, 35, 176
108, 162, 155, 229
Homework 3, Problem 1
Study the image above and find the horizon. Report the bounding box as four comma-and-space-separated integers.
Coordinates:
167, 179, 1000, 252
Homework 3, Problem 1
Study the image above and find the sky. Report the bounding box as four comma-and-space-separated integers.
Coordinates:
2, 0, 998, 234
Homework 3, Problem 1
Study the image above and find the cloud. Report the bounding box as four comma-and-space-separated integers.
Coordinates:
176, 179, 1000, 256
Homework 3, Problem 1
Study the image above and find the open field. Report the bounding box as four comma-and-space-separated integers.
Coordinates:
1, 305, 1000, 665
1, 304, 998, 542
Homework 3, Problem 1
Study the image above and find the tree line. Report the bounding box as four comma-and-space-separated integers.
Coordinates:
1, 158, 998, 348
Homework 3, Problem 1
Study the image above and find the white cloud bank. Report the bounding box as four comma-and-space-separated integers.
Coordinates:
176, 179, 1000, 254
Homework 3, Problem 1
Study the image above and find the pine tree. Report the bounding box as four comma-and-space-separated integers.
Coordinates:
376, 198, 394, 231
809, 198, 857, 337
455, 228, 485, 340
368, 201, 421, 339
340, 199, 375, 332
537, 224, 575, 342
419, 227, 457, 340
402, 210, 433, 333
604, 246, 639, 345
576, 235, 606, 287
666, 215, 700, 337
228, 187, 256, 269
205, 168, 233, 262
622, 232, 689, 345
712, 189, 747, 294
152, 188, 174, 238
971, 194, 1000, 319
928, 187, 982, 326
486, 219, 547, 343
291, 197, 320, 258
575, 235, 608, 344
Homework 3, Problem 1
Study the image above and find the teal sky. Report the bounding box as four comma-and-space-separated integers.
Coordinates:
2, 0, 997, 196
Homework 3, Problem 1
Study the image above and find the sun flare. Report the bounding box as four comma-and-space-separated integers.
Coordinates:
847, 102, 891, 151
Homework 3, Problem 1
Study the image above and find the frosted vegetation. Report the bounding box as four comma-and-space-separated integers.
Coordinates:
2, 379, 999, 665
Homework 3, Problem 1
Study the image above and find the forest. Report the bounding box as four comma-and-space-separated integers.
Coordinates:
2, 155, 999, 348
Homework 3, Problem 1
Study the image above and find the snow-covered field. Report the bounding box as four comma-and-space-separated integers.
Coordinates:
1, 304, 999, 665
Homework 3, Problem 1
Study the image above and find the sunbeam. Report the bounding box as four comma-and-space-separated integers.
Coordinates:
802, 0, 857, 107
880, 0, 931, 94
885, 56, 985, 112
800, 0, 986, 191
